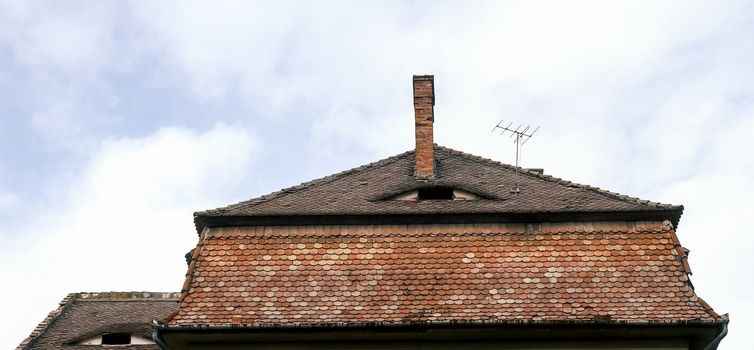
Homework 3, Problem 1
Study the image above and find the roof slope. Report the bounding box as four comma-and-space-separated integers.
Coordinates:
168, 221, 719, 327
196, 146, 680, 227
18, 292, 178, 350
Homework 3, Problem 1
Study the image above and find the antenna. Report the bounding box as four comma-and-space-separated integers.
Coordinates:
491, 120, 539, 194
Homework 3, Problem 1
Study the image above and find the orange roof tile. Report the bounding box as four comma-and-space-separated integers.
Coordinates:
167, 221, 718, 327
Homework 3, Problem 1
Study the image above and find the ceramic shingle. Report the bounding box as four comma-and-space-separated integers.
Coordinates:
194, 146, 682, 233
158, 75, 726, 350
168, 222, 719, 326
169, 143, 721, 331
18, 292, 178, 350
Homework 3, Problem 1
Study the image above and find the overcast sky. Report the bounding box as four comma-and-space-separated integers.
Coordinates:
1, 1, 752, 349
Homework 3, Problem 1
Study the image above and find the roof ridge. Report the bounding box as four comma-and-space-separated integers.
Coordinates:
196, 149, 414, 216
16, 293, 76, 350
435, 145, 682, 210
74, 291, 179, 301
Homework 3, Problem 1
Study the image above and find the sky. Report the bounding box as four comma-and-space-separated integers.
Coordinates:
0, 1, 752, 348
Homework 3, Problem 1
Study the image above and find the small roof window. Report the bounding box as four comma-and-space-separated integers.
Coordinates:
101, 333, 130, 345
77, 333, 155, 346
417, 187, 454, 200
392, 187, 479, 201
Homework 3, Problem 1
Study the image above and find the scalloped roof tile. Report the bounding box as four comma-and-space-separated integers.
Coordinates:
168, 222, 720, 327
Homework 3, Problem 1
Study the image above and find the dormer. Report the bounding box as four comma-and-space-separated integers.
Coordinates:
77, 333, 154, 346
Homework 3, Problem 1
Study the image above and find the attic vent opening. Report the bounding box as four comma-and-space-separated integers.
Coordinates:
390, 187, 480, 201
417, 187, 454, 200
101, 333, 130, 345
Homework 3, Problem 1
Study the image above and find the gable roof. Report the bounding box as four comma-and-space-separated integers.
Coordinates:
194, 146, 682, 232
167, 221, 720, 327
17, 292, 178, 350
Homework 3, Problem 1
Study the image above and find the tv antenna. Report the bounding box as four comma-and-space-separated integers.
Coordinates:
491, 120, 539, 194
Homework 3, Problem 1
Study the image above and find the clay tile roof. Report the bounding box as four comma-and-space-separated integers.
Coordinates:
17, 292, 178, 350
168, 221, 720, 327
194, 146, 682, 232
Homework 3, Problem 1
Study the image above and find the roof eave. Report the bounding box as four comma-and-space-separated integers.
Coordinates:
157, 318, 725, 350
159, 318, 724, 331
193, 208, 684, 235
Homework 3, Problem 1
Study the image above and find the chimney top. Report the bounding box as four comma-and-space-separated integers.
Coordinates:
413, 75, 435, 179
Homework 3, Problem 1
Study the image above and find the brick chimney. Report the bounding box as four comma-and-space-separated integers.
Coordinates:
413, 75, 435, 179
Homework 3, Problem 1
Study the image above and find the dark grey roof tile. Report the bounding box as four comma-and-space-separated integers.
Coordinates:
195, 146, 680, 227
18, 292, 178, 350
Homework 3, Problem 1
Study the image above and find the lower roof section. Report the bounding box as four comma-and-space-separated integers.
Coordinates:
168, 221, 719, 327
18, 291, 178, 350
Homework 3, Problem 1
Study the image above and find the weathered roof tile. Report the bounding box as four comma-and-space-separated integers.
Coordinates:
194, 146, 682, 232
168, 222, 718, 327
18, 292, 178, 350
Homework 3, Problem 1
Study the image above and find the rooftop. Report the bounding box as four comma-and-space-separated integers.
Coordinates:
167, 221, 719, 327
171, 75, 715, 330
195, 145, 683, 232
18, 292, 178, 350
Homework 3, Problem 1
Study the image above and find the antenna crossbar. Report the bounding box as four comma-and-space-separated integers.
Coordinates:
493, 120, 539, 143
491, 120, 540, 194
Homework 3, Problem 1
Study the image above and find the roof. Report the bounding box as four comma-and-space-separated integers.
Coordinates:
194, 146, 682, 232
18, 292, 178, 350
167, 221, 720, 327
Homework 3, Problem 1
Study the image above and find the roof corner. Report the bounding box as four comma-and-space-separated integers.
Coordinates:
16, 293, 78, 350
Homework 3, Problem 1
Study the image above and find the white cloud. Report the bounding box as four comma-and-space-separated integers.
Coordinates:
122, 1, 753, 196
124, 3, 752, 348
0, 1, 128, 150
2, 1, 752, 348
657, 171, 753, 342
0, 124, 259, 349
129, 1, 300, 102
0, 1, 119, 76
28, 96, 110, 150
0, 192, 17, 212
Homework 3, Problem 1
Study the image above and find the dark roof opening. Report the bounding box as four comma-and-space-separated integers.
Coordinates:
417, 187, 454, 200
101, 333, 130, 345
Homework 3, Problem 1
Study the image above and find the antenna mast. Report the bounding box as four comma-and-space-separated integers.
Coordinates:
491, 120, 539, 194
